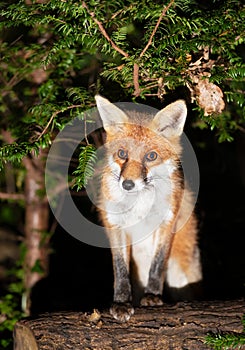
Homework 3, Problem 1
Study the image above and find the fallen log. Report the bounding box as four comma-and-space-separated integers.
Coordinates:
14, 299, 244, 350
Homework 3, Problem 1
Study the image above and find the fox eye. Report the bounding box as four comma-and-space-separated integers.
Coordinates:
118, 149, 128, 159
145, 151, 158, 162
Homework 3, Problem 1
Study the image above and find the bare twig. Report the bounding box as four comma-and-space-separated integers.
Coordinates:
82, 1, 129, 58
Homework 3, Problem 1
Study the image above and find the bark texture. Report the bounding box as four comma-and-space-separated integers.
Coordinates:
14, 299, 244, 350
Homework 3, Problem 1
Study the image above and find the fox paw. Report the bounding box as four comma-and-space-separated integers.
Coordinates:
110, 302, 134, 322
140, 293, 163, 307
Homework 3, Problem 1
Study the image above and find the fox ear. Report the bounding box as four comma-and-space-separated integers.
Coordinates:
95, 95, 128, 132
150, 100, 187, 138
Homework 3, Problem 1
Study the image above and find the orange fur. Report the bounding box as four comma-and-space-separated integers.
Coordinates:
95, 96, 202, 321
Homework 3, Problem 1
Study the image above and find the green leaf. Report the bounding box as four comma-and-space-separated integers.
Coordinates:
72, 144, 97, 190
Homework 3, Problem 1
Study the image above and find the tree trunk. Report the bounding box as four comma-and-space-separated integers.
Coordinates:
23, 149, 50, 315
14, 299, 245, 350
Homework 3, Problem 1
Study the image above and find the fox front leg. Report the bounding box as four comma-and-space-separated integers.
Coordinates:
140, 247, 166, 306
110, 249, 134, 322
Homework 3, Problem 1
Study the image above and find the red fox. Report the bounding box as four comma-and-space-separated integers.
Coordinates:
95, 95, 202, 322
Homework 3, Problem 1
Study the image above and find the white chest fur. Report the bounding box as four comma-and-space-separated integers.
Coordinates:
104, 160, 175, 244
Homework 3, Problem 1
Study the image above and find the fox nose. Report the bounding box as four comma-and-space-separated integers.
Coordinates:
122, 179, 135, 191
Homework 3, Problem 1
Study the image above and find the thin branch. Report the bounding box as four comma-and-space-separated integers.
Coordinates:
140, 0, 175, 58
9, 34, 24, 47
237, 125, 245, 133
37, 104, 83, 141
37, 110, 59, 141
82, 1, 129, 58
144, 82, 160, 89
84, 112, 89, 145
0, 192, 25, 201
111, 5, 133, 20
133, 63, 140, 97
133, 67, 160, 96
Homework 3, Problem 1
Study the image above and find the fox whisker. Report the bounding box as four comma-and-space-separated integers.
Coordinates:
111, 170, 120, 181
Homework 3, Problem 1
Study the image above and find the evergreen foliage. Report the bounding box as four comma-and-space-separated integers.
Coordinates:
205, 316, 245, 349
72, 144, 97, 189
0, 0, 244, 155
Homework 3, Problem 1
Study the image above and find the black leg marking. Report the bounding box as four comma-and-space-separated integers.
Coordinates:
113, 253, 132, 303
146, 248, 165, 295
140, 248, 165, 306
110, 251, 134, 322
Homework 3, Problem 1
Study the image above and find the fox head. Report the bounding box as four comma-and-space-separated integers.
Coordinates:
95, 95, 187, 197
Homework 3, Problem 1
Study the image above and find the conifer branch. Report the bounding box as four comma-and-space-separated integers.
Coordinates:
139, 0, 175, 58
133, 0, 175, 96
83, 0, 174, 97
82, 1, 129, 58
